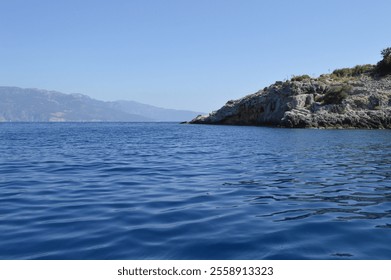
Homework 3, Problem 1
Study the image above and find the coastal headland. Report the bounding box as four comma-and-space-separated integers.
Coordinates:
189, 49, 391, 128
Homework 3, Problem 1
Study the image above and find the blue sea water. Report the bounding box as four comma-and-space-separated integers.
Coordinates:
0, 122, 390, 260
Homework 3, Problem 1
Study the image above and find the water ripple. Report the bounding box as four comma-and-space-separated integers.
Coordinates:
0, 123, 391, 259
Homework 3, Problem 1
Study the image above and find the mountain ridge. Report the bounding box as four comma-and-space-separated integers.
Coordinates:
0, 86, 202, 122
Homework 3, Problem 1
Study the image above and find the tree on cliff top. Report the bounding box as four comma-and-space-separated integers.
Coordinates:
376, 47, 391, 76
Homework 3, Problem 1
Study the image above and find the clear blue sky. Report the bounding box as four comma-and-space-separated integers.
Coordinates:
1, 0, 390, 112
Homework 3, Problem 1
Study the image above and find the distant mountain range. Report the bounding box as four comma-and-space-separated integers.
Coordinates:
0, 87, 203, 122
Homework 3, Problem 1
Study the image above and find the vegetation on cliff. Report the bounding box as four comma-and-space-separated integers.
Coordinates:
322, 85, 352, 105
376, 47, 391, 76
291, 48, 391, 82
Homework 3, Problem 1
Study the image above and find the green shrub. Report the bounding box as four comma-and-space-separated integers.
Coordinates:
332, 68, 352, 77
291, 74, 311, 82
332, 64, 374, 78
353, 99, 367, 108
322, 85, 351, 105
352, 64, 375, 75
376, 47, 391, 76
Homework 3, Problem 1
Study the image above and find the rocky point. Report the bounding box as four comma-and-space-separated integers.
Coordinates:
189, 49, 391, 128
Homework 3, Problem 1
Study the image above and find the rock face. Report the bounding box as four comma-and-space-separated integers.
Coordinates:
189, 75, 391, 128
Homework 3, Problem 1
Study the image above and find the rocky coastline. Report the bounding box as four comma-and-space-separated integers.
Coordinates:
189, 51, 391, 129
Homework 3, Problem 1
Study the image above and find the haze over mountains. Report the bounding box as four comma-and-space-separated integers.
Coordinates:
0, 87, 202, 122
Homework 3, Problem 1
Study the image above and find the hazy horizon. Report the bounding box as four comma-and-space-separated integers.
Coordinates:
1, 0, 390, 112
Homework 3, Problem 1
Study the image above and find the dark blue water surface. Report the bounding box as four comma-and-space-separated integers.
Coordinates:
0, 122, 391, 259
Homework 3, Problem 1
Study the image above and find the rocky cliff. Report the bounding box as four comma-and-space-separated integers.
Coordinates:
189, 69, 391, 129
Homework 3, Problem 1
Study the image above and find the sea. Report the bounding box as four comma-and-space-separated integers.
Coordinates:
0, 122, 390, 260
